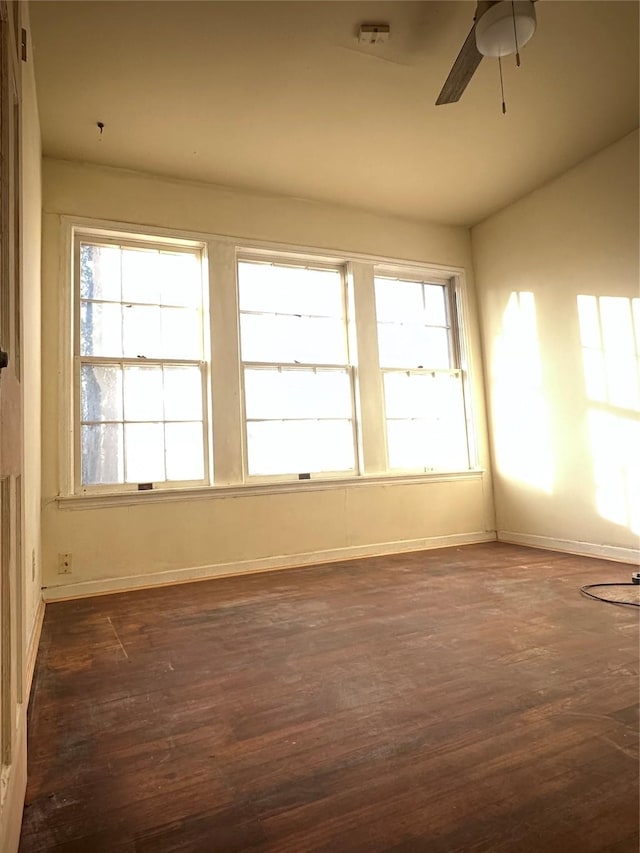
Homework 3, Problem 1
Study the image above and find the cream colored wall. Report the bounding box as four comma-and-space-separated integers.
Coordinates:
22, 20, 42, 646
41, 158, 494, 597
473, 130, 639, 560
1, 13, 43, 853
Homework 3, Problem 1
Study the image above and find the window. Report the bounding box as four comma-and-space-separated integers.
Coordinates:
76, 236, 208, 490
68, 224, 476, 497
237, 259, 356, 477
375, 275, 469, 471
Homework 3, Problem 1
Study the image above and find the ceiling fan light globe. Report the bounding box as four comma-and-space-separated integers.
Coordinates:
475, 0, 537, 58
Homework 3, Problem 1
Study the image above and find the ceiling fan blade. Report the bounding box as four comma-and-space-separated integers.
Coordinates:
435, 25, 483, 105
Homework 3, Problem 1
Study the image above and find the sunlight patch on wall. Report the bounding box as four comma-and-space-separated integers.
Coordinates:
492, 292, 553, 493
578, 295, 640, 535
577, 295, 640, 410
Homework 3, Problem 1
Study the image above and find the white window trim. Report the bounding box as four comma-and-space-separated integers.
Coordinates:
373, 269, 473, 473
69, 226, 210, 494
57, 215, 481, 503
236, 254, 358, 481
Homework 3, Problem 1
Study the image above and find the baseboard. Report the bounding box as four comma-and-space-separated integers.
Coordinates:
25, 599, 45, 700
0, 707, 27, 853
497, 530, 640, 565
42, 530, 497, 601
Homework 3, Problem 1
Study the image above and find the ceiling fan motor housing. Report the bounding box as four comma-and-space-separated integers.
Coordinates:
475, 0, 537, 58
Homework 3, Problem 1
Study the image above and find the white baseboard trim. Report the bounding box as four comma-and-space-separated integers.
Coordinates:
0, 707, 27, 853
497, 530, 640, 565
25, 600, 45, 700
42, 530, 496, 601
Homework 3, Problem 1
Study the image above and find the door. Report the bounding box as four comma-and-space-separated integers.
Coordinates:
0, 0, 23, 786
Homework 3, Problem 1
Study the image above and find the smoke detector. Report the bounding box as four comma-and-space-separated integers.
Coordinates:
358, 24, 390, 45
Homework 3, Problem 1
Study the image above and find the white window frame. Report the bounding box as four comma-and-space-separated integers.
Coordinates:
58, 216, 481, 505
374, 266, 473, 474
72, 228, 211, 495
237, 254, 359, 482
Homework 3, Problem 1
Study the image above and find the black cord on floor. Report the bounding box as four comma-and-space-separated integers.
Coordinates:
580, 583, 640, 608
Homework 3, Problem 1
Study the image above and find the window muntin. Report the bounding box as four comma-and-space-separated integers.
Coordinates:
238, 259, 356, 477
77, 238, 208, 489
375, 275, 469, 472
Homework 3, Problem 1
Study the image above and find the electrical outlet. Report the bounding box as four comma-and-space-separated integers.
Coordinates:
58, 553, 72, 575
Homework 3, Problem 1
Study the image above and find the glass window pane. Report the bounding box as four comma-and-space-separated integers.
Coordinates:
123, 366, 164, 421
124, 422, 165, 483
244, 368, 351, 420
423, 328, 451, 368
383, 372, 429, 419
424, 285, 448, 326
387, 420, 423, 470
161, 307, 202, 359
121, 248, 161, 304
247, 419, 354, 476
82, 424, 123, 485
80, 244, 122, 302
377, 323, 427, 368
165, 422, 205, 481
386, 374, 469, 471
122, 305, 162, 358
374, 278, 424, 323
159, 251, 202, 307
378, 324, 451, 369
80, 301, 123, 357
81, 365, 123, 422
163, 366, 203, 421
238, 262, 343, 318
241, 314, 346, 364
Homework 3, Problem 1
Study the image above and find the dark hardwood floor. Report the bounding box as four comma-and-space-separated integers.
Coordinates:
20, 542, 639, 852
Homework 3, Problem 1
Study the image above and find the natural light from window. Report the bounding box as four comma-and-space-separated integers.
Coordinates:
78, 241, 207, 487
374, 276, 469, 472
577, 294, 640, 535
492, 291, 553, 494
238, 260, 355, 477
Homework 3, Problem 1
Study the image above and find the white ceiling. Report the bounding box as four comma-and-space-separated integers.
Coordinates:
30, 1, 639, 226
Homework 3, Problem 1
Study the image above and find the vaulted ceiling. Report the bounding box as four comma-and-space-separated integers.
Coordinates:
30, 1, 639, 226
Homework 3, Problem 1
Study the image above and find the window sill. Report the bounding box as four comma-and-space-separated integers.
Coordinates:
53, 469, 486, 510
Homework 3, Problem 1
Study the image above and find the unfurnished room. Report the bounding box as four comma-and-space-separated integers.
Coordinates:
0, 1, 638, 851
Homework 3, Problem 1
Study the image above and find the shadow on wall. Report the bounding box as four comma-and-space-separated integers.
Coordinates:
577, 294, 640, 536
492, 291, 554, 495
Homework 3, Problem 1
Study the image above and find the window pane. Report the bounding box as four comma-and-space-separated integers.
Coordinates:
160, 307, 202, 359
80, 244, 122, 302
82, 424, 123, 485
384, 372, 428, 419
81, 364, 123, 422
247, 419, 354, 476
386, 373, 469, 471
423, 328, 451, 368
240, 313, 346, 364
238, 262, 343, 317
378, 324, 451, 369
424, 284, 448, 326
159, 251, 202, 307
377, 323, 428, 368
123, 366, 164, 421
244, 368, 351, 420
165, 422, 205, 480
121, 248, 161, 304
163, 366, 203, 421
124, 422, 165, 483
80, 301, 123, 357
122, 305, 162, 358
374, 278, 424, 323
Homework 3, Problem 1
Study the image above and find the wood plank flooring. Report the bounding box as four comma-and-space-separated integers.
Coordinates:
19, 543, 640, 852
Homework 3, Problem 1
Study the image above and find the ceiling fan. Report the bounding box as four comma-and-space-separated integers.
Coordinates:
436, 0, 537, 106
